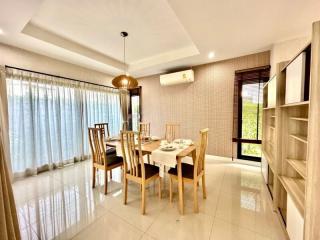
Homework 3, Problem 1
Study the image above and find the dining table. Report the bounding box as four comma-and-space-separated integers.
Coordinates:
106, 139, 197, 215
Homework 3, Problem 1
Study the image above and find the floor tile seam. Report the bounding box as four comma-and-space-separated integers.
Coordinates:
140, 209, 164, 240
214, 216, 262, 235
208, 167, 226, 240
106, 207, 154, 234
69, 209, 115, 239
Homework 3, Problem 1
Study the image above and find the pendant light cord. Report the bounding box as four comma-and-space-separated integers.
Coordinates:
123, 35, 126, 74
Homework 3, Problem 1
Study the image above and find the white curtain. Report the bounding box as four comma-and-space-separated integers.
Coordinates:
0, 66, 20, 240
119, 89, 129, 124
81, 83, 122, 155
6, 68, 121, 178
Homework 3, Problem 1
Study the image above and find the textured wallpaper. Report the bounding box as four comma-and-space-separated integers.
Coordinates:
138, 51, 270, 157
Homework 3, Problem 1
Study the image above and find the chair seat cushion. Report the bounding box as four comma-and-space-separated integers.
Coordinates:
127, 164, 159, 179
106, 152, 123, 166
168, 163, 194, 179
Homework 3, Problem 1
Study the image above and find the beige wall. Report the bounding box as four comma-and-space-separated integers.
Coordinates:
138, 51, 270, 157
0, 43, 113, 86
270, 36, 310, 76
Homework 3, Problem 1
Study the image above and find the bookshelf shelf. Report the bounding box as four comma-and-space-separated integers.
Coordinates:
280, 101, 309, 108
287, 159, 307, 179
290, 117, 308, 122
278, 176, 305, 216
289, 134, 308, 144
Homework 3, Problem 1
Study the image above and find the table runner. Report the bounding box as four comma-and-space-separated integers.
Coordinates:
151, 144, 189, 177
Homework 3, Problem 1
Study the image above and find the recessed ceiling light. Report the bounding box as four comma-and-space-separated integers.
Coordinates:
208, 52, 215, 59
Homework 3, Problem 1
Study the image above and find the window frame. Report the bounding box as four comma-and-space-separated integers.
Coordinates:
237, 79, 263, 162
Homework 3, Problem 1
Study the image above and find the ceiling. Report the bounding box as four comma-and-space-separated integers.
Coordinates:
0, 0, 319, 77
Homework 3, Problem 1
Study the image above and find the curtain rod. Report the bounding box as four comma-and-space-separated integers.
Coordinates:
5, 65, 118, 90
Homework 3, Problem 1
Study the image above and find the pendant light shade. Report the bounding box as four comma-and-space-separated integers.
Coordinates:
112, 74, 138, 89
112, 32, 138, 89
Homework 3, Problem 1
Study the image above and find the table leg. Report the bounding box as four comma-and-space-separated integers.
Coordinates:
177, 157, 184, 214
192, 149, 198, 186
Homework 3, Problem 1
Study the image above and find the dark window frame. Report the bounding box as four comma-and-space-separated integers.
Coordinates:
128, 86, 142, 130
232, 65, 270, 162
236, 79, 263, 162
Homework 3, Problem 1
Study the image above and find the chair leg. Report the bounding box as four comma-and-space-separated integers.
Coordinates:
92, 166, 96, 188
141, 182, 146, 215
158, 177, 162, 199
147, 154, 150, 164
193, 179, 199, 213
123, 178, 128, 204
169, 176, 173, 203
110, 169, 112, 180
202, 174, 207, 199
104, 170, 108, 195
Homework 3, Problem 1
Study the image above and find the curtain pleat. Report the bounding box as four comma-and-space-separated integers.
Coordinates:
6, 68, 122, 178
0, 66, 20, 240
119, 89, 129, 124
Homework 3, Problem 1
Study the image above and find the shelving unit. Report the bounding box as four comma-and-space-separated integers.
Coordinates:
261, 21, 320, 240
262, 75, 277, 198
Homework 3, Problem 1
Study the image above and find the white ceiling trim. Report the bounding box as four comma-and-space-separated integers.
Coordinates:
22, 21, 200, 76
129, 45, 199, 72
22, 22, 125, 73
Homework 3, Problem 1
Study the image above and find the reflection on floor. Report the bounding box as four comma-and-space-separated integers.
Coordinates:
13, 159, 287, 240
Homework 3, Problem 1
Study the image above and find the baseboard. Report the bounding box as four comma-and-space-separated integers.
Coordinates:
181, 154, 261, 167
205, 154, 261, 167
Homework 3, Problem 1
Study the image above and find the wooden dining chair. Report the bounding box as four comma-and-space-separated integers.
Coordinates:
88, 127, 123, 194
120, 131, 161, 214
139, 122, 152, 164
122, 121, 129, 131
165, 123, 180, 142
139, 122, 150, 138
94, 123, 110, 139
168, 128, 209, 213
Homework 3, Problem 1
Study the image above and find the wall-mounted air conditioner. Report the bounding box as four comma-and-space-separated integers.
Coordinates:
160, 69, 194, 86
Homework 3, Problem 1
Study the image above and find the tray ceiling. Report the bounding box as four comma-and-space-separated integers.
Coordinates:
0, 0, 319, 77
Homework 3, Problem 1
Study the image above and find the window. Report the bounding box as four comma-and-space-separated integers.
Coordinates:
6, 67, 122, 177
131, 96, 140, 131
239, 81, 263, 159
128, 87, 141, 131
232, 66, 270, 162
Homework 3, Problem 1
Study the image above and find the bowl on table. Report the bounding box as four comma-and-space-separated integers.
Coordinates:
160, 145, 176, 152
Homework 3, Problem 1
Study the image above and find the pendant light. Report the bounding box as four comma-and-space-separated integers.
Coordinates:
112, 32, 138, 89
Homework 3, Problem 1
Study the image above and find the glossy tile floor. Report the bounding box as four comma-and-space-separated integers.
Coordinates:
13, 159, 287, 240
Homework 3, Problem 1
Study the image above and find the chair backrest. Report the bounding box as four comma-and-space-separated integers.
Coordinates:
194, 128, 209, 176
120, 131, 146, 179
139, 122, 150, 138
88, 127, 106, 166
94, 123, 110, 139
165, 123, 180, 142
122, 121, 129, 131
